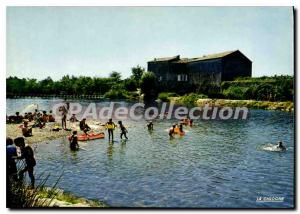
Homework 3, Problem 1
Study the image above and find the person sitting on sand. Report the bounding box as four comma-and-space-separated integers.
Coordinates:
28, 112, 34, 122
79, 118, 91, 135
14, 137, 36, 188
70, 114, 79, 122
118, 121, 128, 140
105, 118, 116, 142
15, 112, 23, 124
22, 121, 33, 137
8, 112, 23, 124
42, 111, 48, 123
277, 141, 286, 151
69, 131, 79, 151
147, 121, 154, 131
33, 113, 45, 129
48, 110, 55, 122
33, 109, 38, 120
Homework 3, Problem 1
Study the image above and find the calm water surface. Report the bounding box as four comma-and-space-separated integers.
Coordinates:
7, 98, 294, 208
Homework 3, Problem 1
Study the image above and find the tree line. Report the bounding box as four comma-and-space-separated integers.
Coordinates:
7, 65, 158, 99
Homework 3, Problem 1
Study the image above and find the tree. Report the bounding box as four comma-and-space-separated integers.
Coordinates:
131, 65, 145, 82
109, 71, 122, 82
123, 78, 138, 91
140, 72, 157, 99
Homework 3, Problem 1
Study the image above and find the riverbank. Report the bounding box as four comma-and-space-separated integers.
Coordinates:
170, 97, 294, 112
6, 120, 105, 144
37, 188, 108, 207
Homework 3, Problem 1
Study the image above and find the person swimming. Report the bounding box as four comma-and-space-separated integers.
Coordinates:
277, 141, 286, 151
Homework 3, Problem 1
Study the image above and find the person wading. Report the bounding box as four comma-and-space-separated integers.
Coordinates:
105, 118, 116, 142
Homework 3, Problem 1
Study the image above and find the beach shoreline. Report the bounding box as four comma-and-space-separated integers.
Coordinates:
6, 120, 106, 144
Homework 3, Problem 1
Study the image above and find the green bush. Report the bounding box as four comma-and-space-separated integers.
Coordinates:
104, 88, 131, 100
158, 92, 178, 102
178, 93, 208, 106
221, 75, 293, 101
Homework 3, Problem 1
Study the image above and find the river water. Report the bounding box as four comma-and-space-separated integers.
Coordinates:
6, 98, 294, 208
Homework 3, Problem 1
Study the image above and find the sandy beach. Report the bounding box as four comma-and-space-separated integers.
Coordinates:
6, 120, 106, 144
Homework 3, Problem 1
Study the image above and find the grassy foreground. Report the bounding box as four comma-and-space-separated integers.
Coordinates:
37, 187, 108, 207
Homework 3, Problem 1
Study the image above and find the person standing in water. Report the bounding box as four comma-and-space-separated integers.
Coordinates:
169, 124, 176, 139
118, 121, 128, 140
69, 131, 79, 151
14, 137, 36, 188
6, 138, 17, 181
106, 118, 116, 142
147, 121, 154, 131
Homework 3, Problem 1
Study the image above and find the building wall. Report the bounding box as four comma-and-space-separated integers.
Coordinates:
148, 61, 170, 81
187, 59, 222, 87
222, 52, 252, 81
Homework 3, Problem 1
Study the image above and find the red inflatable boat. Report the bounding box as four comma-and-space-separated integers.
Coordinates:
68, 132, 105, 141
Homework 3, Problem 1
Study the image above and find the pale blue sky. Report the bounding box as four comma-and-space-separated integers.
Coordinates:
7, 7, 294, 80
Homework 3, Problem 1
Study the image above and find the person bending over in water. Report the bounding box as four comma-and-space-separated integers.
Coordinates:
118, 121, 128, 140
147, 121, 154, 131
69, 131, 79, 151
79, 118, 91, 135
106, 118, 116, 142
14, 137, 36, 188
22, 121, 33, 137
277, 141, 286, 151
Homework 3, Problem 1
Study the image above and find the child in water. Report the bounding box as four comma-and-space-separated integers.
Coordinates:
147, 121, 154, 131
69, 131, 79, 151
105, 118, 116, 142
118, 121, 128, 140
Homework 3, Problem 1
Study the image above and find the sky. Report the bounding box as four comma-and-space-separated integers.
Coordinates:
7, 7, 294, 80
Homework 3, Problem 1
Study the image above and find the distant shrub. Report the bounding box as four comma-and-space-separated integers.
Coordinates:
158, 92, 178, 102
178, 93, 208, 106
223, 86, 247, 100
104, 88, 131, 100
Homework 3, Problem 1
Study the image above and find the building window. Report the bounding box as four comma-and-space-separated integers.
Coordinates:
177, 74, 188, 82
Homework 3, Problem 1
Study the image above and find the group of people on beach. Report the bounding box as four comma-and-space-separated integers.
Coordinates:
7, 110, 56, 137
